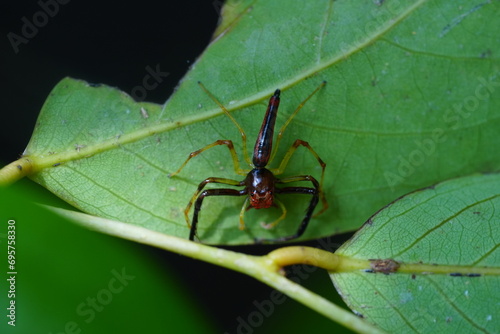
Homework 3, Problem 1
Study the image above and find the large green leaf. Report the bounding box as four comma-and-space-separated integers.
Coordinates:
331, 173, 500, 333
15, 0, 500, 244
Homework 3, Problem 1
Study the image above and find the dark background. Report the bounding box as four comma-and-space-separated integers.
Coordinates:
0, 1, 351, 333
1, 1, 218, 160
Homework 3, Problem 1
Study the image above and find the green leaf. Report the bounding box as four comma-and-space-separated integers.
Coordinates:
331, 173, 500, 333
10, 0, 500, 244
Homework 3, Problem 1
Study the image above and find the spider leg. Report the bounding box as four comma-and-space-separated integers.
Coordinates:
168, 140, 249, 178
271, 140, 325, 180
241, 198, 286, 230
278, 174, 327, 216
270, 141, 328, 215
259, 198, 287, 230
190, 187, 246, 241
198, 82, 252, 166
184, 177, 244, 229
239, 197, 250, 230
255, 185, 318, 244
269, 81, 326, 163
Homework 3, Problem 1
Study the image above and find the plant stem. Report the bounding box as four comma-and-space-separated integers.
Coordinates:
0, 158, 33, 186
267, 246, 370, 272
48, 206, 387, 334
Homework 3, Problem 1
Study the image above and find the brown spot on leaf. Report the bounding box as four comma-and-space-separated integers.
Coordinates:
369, 259, 400, 274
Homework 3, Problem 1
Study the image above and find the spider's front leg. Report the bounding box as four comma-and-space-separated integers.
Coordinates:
190, 186, 246, 241
183, 177, 242, 228
254, 175, 320, 244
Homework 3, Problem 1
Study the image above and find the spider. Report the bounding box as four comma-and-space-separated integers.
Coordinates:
169, 81, 328, 243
